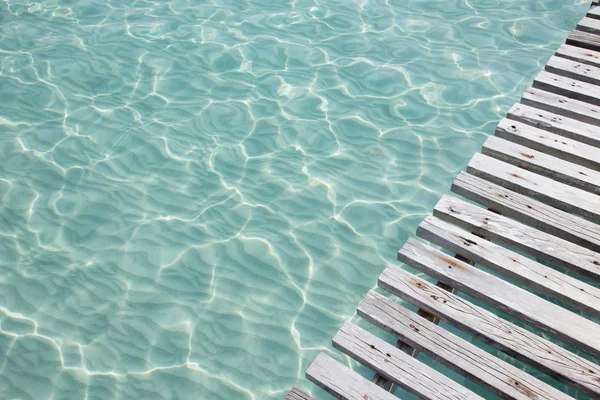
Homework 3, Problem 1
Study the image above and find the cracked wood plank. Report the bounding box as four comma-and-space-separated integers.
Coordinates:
378, 267, 600, 398
521, 86, 600, 127
507, 102, 600, 147
398, 238, 600, 359
433, 195, 600, 282
481, 136, 600, 193
358, 290, 574, 400
306, 353, 397, 400
333, 322, 483, 400
467, 153, 600, 222
555, 43, 600, 69
495, 118, 600, 170
533, 70, 600, 106
285, 387, 314, 400
417, 215, 600, 317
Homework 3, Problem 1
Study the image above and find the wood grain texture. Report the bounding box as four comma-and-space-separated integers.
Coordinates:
533, 70, 600, 106
577, 16, 600, 35
495, 118, 600, 170
358, 291, 574, 400
450, 172, 600, 253
555, 43, 600, 69
481, 136, 600, 193
467, 153, 600, 223
433, 195, 600, 282
545, 55, 600, 85
398, 238, 600, 359
285, 387, 315, 400
417, 215, 600, 317
567, 29, 600, 52
378, 267, 600, 397
589, 5, 600, 19
333, 322, 483, 400
521, 86, 600, 127
306, 353, 398, 400
507, 102, 600, 147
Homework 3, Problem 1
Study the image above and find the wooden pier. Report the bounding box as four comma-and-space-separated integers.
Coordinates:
287, 5, 600, 400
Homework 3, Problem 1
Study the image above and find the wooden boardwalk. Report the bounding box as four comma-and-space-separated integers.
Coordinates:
287, 5, 600, 400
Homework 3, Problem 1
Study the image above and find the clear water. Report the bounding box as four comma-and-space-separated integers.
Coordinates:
0, 0, 589, 399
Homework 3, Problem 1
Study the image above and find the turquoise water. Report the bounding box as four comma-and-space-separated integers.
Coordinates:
0, 0, 589, 399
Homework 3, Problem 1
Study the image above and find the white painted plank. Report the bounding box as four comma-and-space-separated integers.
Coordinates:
521, 86, 600, 127
398, 238, 600, 359
566, 29, 600, 52
286, 387, 314, 400
333, 322, 483, 400
417, 215, 600, 317
450, 172, 600, 253
358, 291, 575, 400
533, 70, 600, 106
433, 195, 600, 282
577, 16, 600, 36
305, 353, 398, 400
378, 267, 600, 398
545, 55, 600, 86
555, 43, 600, 69
495, 118, 600, 170
481, 136, 600, 194
467, 153, 600, 223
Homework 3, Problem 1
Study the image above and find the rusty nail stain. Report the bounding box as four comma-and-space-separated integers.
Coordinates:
510, 173, 524, 179
370, 344, 376, 350
434, 253, 469, 271
520, 153, 534, 159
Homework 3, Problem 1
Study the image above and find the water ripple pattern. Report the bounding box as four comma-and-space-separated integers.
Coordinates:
0, 0, 589, 399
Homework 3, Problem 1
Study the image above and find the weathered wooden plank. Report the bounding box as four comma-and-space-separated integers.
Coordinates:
333, 322, 483, 400
495, 118, 600, 170
577, 16, 600, 36
566, 29, 600, 52
433, 195, 600, 282
481, 136, 600, 193
417, 215, 600, 317
305, 353, 397, 400
398, 238, 600, 358
545, 55, 600, 86
450, 172, 600, 253
467, 153, 600, 222
378, 267, 600, 397
589, 6, 600, 19
507, 102, 600, 147
285, 387, 314, 400
555, 44, 600, 69
358, 291, 575, 400
533, 70, 600, 106
521, 86, 600, 127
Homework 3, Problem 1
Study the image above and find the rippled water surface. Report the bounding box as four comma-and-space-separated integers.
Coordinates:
0, 0, 590, 399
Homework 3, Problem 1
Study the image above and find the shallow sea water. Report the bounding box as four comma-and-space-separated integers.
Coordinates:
0, 0, 591, 399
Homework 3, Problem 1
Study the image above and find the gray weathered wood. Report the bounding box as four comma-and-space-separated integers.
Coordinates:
533, 70, 600, 106
577, 16, 600, 36
589, 6, 600, 19
566, 29, 600, 52
555, 43, 600, 69
507, 102, 600, 147
358, 291, 575, 400
433, 195, 600, 282
450, 172, 600, 253
306, 353, 398, 400
333, 322, 483, 400
495, 118, 600, 170
467, 153, 600, 223
481, 136, 600, 193
521, 86, 600, 127
545, 55, 600, 85
285, 387, 315, 400
417, 215, 600, 317
398, 238, 600, 359
378, 267, 600, 397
